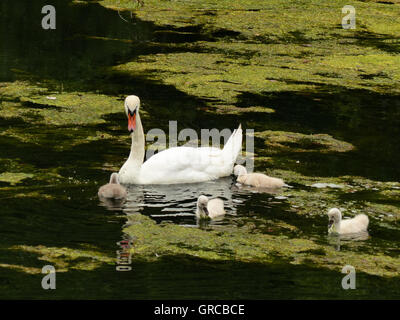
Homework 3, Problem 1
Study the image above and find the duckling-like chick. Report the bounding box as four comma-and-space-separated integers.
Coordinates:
98, 173, 127, 199
327, 208, 369, 234
196, 195, 226, 219
234, 165, 285, 188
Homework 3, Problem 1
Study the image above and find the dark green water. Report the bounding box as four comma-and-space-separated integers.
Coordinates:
0, 0, 399, 299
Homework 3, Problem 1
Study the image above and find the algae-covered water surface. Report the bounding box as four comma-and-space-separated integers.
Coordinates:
0, 0, 399, 299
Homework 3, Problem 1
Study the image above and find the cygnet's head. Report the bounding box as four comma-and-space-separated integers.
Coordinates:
124, 95, 140, 133
197, 195, 209, 217
109, 172, 120, 184
327, 208, 342, 228
234, 164, 247, 177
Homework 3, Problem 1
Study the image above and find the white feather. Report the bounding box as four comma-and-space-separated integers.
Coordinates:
119, 96, 242, 185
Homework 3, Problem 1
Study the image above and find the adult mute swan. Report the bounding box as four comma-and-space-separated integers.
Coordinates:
118, 95, 243, 184
233, 165, 285, 188
98, 173, 127, 199
327, 208, 369, 235
196, 195, 226, 219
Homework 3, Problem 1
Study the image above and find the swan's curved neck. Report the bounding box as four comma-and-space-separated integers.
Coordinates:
330, 220, 341, 233
128, 112, 145, 168
335, 220, 341, 232
336, 213, 342, 232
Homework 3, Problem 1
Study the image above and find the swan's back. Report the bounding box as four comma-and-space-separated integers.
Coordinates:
354, 213, 369, 226
98, 184, 127, 199
207, 198, 226, 219
340, 214, 369, 234
139, 146, 235, 184
238, 172, 285, 188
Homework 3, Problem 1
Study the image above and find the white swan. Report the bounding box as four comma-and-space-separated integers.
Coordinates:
118, 96, 243, 184
327, 208, 369, 234
196, 195, 226, 219
233, 165, 285, 188
98, 173, 127, 199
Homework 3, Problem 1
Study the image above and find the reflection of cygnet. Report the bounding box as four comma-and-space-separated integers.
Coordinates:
327, 208, 369, 234
98, 173, 127, 199
234, 165, 285, 188
196, 195, 226, 219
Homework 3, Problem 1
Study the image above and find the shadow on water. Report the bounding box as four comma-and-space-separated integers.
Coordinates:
0, 0, 204, 82
236, 87, 400, 181
0, 0, 241, 84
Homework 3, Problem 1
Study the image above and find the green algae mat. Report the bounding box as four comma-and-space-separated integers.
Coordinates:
0, 0, 399, 299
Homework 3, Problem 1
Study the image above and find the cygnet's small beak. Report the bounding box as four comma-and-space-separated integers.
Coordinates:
128, 109, 137, 133
203, 206, 209, 216
328, 219, 334, 228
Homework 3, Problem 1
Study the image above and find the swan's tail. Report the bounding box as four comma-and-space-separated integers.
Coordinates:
355, 214, 369, 228
222, 124, 242, 166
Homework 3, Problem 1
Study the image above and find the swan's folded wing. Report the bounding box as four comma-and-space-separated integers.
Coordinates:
139, 146, 229, 184
208, 198, 225, 218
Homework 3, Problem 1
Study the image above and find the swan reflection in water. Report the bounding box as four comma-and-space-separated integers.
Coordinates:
327, 231, 369, 251
99, 175, 288, 227
120, 176, 237, 227
98, 197, 126, 211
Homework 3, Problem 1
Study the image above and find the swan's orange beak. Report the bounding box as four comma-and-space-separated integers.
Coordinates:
128, 110, 136, 132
